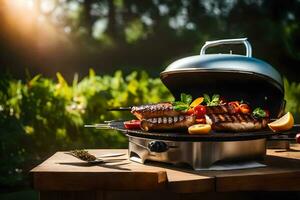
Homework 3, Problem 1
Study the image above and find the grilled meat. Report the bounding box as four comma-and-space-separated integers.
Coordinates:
132, 102, 267, 132
206, 113, 268, 132
132, 103, 237, 120
140, 115, 196, 131
205, 105, 236, 115
131, 102, 182, 120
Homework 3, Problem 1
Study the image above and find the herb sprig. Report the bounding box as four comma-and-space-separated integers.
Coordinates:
203, 94, 220, 106
172, 93, 193, 111
252, 107, 267, 118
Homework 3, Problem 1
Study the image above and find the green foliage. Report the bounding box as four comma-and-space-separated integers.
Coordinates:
284, 78, 300, 121
125, 19, 146, 43
0, 70, 172, 187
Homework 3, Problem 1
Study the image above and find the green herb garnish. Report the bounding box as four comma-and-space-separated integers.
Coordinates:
172, 93, 193, 111
252, 107, 267, 118
203, 93, 220, 106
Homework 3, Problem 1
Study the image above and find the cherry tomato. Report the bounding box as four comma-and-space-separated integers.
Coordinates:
194, 105, 206, 118
228, 101, 240, 113
239, 103, 250, 114
296, 133, 300, 144
196, 118, 206, 124
124, 120, 141, 129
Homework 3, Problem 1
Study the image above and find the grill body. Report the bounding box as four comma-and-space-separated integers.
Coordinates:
128, 136, 266, 169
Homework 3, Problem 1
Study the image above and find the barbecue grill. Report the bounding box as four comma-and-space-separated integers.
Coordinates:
89, 38, 299, 170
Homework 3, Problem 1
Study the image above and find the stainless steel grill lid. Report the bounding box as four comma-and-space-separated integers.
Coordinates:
160, 38, 285, 118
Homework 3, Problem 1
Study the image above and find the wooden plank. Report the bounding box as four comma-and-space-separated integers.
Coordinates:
31, 149, 167, 191
164, 167, 214, 193
215, 144, 300, 191
31, 149, 215, 192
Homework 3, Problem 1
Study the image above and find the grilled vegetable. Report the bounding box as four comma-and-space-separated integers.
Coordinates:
140, 115, 196, 131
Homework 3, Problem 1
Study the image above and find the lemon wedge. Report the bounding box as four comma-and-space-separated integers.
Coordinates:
188, 124, 211, 134
190, 97, 204, 108
268, 112, 294, 132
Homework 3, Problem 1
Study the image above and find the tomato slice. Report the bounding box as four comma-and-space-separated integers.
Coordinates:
124, 120, 141, 129
196, 118, 206, 124
228, 101, 240, 113
186, 108, 194, 115
239, 103, 251, 114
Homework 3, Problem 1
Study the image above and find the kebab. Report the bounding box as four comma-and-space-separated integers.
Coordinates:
127, 93, 271, 133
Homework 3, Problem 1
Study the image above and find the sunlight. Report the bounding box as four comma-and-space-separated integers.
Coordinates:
8, 0, 35, 10
2, 0, 71, 54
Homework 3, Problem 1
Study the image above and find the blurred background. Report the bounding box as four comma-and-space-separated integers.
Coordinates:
1, 0, 300, 199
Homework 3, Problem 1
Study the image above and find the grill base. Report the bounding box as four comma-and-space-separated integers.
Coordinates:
128, 136, 266, 169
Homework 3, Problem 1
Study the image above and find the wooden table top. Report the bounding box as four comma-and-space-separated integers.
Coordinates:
31, 144, 300, 193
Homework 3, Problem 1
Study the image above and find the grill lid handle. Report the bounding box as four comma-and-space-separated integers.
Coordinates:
200, 38, 252, 57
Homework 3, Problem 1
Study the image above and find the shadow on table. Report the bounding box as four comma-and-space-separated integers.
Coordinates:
56, 160, 131, 171
141, 151, 300, 177
274, 148, 300, 153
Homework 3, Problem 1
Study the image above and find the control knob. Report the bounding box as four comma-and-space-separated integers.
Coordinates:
147, 141, 168, 153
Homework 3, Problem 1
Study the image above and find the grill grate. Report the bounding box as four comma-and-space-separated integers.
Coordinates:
108, 121, 275, 142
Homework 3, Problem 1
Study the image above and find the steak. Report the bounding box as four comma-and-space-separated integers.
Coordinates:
131, 102, 182, 120
140, 115, 196, 131
205, 105, 236, 115
206, 113, 268, 132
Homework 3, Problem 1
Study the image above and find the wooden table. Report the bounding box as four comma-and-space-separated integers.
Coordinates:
31, 145, 300, 200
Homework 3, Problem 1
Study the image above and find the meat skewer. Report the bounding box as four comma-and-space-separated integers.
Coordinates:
131, 103, 237, 120
205, 105, 236, 115
205, 113, 268, 132
131, 102, 183, 120
140, 115, 196, 131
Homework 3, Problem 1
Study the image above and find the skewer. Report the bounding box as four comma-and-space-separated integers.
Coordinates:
106, 107, 131, 111
84, 124, 110, 129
